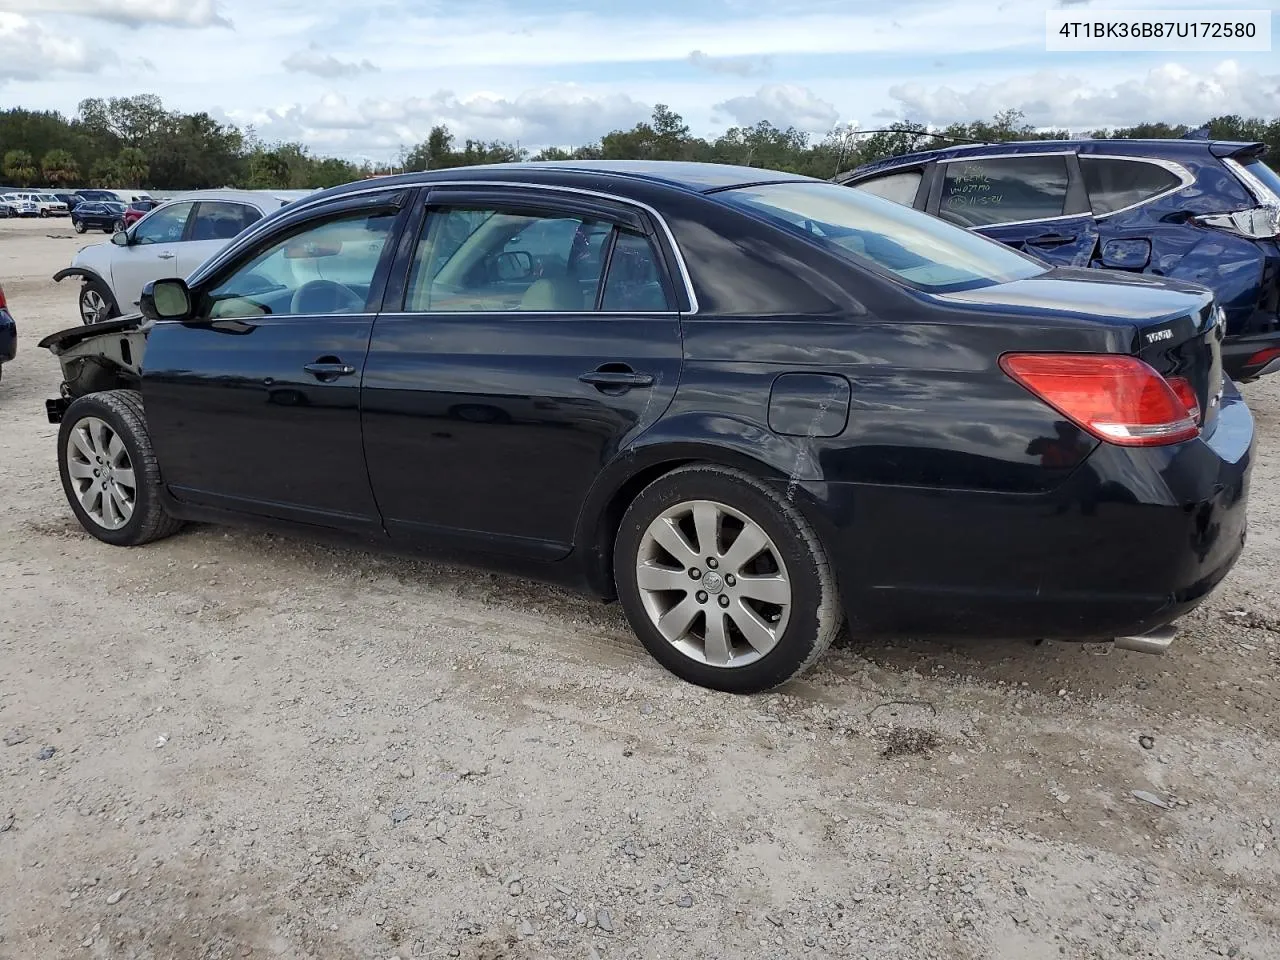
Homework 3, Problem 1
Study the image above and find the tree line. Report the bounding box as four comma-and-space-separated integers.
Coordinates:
2, 95, 1277, 193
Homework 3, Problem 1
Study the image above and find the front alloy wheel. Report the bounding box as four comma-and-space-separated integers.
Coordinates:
65, 416, 136, 530
80, 286, 111, 324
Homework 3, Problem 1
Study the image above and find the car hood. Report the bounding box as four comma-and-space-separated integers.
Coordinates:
932, 267, 1214, 324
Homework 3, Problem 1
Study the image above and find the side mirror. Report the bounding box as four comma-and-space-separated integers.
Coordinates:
140, 278, 192, 322
494, 250, 534, 282
111, 230, 130, 247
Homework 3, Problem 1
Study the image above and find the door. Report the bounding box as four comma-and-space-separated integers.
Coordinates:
361, 189, 684, 559
143, 197, 406, 531
178, 201, 265, 278
932, 153, 1099, 267
111, 200, 195, 310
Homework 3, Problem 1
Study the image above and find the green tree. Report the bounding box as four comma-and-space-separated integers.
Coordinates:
41, 148, 80, 186
88, 158, 121, 188
116, 147, 149, 187
3, 149, 38, 185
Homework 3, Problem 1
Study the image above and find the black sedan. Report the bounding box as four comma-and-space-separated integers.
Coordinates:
71, 201, 127, 234
38, 161, 1253, 693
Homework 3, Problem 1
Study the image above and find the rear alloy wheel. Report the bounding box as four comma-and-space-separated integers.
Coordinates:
614, 464, 842, 693
57, 390, 184, 546
79, 279, 118, 325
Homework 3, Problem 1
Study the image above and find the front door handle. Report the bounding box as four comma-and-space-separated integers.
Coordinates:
157, 253, 176, 260
304, 359, 357, 381
579, 369, 655, 390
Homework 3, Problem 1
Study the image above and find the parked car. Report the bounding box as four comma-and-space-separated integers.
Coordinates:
34, 193, 70, 217
3, 194, 40, 217
71, 201, 129, 235
0, 281, 15, 383
37, 161, 1253, 692
0, 200, 13, 218
74, 189, 124, 205
838, 138, 1280, 382
53, 189, 291, 325
54, 192, 82, 211
122, 198, 160, 227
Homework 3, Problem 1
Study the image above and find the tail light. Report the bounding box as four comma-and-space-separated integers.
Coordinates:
1245, 346, 1280, 370
1000, 353, 1200, 447
1196, 206, 1280, 240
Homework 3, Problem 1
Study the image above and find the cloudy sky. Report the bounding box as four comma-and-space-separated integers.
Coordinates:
1, 0, 1278, 162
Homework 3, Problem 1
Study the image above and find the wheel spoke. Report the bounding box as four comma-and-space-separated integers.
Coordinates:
102, 487, 121, 527
649, 516, 700, 569
727, 598, 779, 655
703, 610, 732, 666
90, 420, 110, 459
736, 573, 790, 606
691, 502, 720, 559
106, 433, 126, 465
112, 467, 136, 489
70, 428, 96, 462
721, 522, 769, 574
109, 485, 134, 523
656, 595, 701, 642
67, 460, 97, 481
636, 562, 691, 594
79, 484, 102, 516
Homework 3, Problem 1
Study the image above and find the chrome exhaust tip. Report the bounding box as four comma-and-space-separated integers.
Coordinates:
1114, 625, 1176, 655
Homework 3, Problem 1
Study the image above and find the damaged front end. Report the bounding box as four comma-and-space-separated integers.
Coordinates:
38, 315, 150, 424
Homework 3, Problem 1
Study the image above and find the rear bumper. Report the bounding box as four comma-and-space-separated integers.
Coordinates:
0, 309, 16, 363
1222, 329, 1280, 381
787, 386, 1254, 643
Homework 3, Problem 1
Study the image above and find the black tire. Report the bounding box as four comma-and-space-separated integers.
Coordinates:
73, 220, 86, 234
39, 209, 49, 218
113, 219, 125, 232
614, 464, 842, 694
57, 390, 184, 547
79, 277, 119, 325
102, 225, 113, 234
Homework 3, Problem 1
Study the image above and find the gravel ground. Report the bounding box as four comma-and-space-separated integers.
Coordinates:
1, 216, 1278, 960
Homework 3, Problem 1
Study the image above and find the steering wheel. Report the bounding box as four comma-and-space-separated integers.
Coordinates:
289, 279, 365, 315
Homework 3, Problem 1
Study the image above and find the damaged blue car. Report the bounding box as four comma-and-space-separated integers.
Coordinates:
838, 138, 1280, 382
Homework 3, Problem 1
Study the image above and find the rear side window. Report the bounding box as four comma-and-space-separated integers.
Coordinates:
1081, 158, 1182, 215
601, 232, 674, 311
853, 170, 922, 207
939, 156, 1070, 227
191, 202, 262, 241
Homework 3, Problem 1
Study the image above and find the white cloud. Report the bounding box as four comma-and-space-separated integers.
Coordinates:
231, 85, 654, 156
0, 0, 231, 28
888, 60, 1280, 128
0, 12, 109, 82
283, 43, 377, 78
688, 49, 771, 78
714, 84, 839, 133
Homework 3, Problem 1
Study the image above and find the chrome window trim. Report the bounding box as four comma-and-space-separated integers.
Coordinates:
1081, 154, 1196, 219
954, 211, 1087, 230
187, 179, 701, 314
936, 151, 1075, 164
1223, 156, 1280, 206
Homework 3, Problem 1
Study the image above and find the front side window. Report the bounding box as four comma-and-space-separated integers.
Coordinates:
133, 201, 194, 245
853, 170, 923, 207
719, 180, 1046, 292
200, 211, 397, 320
406, 206, 611, 312
1081, 157, 1182, 215
938, 156, 1070, 227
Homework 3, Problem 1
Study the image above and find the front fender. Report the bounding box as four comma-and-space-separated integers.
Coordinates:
52, 266, 108, 286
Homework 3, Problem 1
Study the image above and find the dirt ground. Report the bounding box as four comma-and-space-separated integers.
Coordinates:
1, 216, 1278, 960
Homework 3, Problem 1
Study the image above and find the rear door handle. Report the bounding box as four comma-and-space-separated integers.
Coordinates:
157, 253, 176, 260
1025, 233, 1077, 247
304, 361, 357, 380
579, 370, 654, 389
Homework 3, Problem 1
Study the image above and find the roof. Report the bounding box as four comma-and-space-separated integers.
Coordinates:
312, 161, 819, 207
841, 138, 1265, 181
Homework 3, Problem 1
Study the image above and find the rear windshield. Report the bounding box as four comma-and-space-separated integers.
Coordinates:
1241, 159, 1280, 202
717, 181, 1047, 292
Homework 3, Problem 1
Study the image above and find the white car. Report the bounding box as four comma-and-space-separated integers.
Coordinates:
3, 194, 40, 217
53, 189, 306, 325
35, 193, 70, 216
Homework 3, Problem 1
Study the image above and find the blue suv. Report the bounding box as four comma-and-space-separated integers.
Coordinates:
838, 139, 1280, 382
